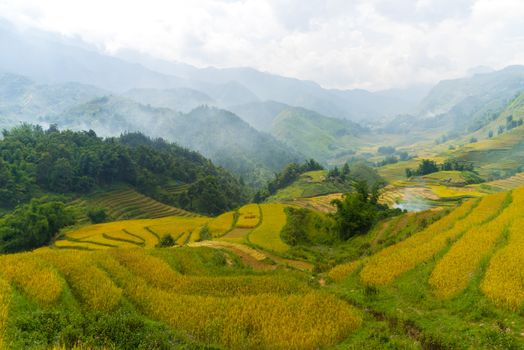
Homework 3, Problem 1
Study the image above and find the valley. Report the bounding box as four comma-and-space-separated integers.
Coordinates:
1, 10, 524, 350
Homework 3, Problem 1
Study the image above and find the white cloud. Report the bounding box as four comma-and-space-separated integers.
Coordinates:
0, 0, 523, 90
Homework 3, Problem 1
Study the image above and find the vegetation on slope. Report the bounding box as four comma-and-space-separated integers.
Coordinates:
0, 198, 74, 253
50, 97, 302, 187
271, 107, 366, 162
327, 188, 524, 349
0, 125, 247, 216
0, 247, 361, 349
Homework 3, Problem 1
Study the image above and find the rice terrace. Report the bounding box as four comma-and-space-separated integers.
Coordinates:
2, 1, 524, 349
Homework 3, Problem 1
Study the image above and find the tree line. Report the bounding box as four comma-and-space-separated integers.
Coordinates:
0, 125, 248, 215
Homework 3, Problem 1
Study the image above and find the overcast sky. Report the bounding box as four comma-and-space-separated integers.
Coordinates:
1, 0, 524, 90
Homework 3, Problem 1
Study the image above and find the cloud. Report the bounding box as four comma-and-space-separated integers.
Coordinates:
0, 0, 524, 90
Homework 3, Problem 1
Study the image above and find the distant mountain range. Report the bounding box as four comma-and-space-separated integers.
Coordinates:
3, 18, 524, 184
0, 19, 423, 123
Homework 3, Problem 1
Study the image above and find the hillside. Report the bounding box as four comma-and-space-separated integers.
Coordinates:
119, 51, 423, 122
227, 100, 289, 132
0, 247, 360, 349
416, 66, 524, 133
271, 107, 366, 162
329, 188, 524, 348
0, 73, 105, 129
123, 87, 215, 113
0, 125, 247, 216
0, 19, 184, 92
49, 97, 302, 186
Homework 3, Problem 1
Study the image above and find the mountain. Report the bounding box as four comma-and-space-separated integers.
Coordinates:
48, 97, 301, 186
0, 19, 427, 123
0, 73, 106, 128
0, 20, 184, 92
228, 101, 290, 132
123, 88, 215, 113
417, 65, 524, 124
118, 50, 425, 122
271, 107, 366, 162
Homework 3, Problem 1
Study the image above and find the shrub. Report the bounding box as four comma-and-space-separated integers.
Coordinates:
157, 234, 176, 247
87, 207, 109, 224
198, 225, 211, 241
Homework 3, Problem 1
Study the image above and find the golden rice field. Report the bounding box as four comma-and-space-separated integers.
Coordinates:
328, 260, 361, 283
0, 248, 362, 349
481, 188, 524, 309
0, 254, 63, 306
429, 189, 520, 298
360, 192, 507, 285
352, 187, 524, 311
249, 204, 289, 253
0, 278, 10, 350
207, 211, 236, 237
57, 216, 210, 250
235, 204, 261, 228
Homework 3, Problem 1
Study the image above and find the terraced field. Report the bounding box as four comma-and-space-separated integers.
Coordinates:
249, 204, 289, 253
0, 248, 360, 349
69, 187, 198, 223
57, 216, 210, 250
57, 203, 294, 264
326, 187, 524, 348
482, 172, 524, 191
332, 188, 524, 307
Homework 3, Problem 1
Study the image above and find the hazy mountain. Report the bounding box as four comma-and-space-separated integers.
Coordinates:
418, 65, 524, 118
47, 97, 301, 186
0, 20, 184, 92
413, 66, 524, 136
0, 19, 427, 123
123, 88, 216, 113
271, 107, 366, 162
0, 72, 106, 128
118, 50, 425, 122
228, 101, 289, 132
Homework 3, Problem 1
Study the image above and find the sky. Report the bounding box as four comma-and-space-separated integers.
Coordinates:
1, 0, 524, 90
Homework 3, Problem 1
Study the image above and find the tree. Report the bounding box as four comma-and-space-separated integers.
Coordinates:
156, 234, 175, 247
417, 159, 439, 175
341, 163, 351, 180
0, 198, 75, 253
87, 207, 109, 224
331, 191, 376, 240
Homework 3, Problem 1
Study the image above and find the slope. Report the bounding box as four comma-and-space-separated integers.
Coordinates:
50, 97, 302, 186
328, 188, 524, 348
271, 107, 366, 162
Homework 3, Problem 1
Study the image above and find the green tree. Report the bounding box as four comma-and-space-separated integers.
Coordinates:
0, 198, 75, 253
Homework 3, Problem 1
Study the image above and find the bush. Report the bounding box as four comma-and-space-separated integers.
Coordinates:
198, 225, 211, 241
156, 234, 176, 247
87, 207, 108, 224
0, 198, 74, 253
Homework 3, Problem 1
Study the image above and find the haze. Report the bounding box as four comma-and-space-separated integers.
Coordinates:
2, 0, 524, 90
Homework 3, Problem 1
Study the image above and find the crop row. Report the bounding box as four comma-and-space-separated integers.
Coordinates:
0, 278, 10, 349
93, 250, 361, 349
0, 253, 63, 306
360, 192, 507, 285
481, 188, 524, 309
429, 191, 516, 297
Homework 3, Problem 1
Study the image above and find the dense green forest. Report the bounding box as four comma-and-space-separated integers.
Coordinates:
0, 125, 248, 215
